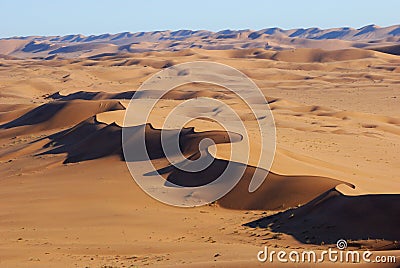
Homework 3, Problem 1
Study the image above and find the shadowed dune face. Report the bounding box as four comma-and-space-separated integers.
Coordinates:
0, 100, 125, 138
168, 157, 345, 210
46, 84, 236, 101
370, 44, 400, 56
244, 189, 400, 249
0, 104, 35, 124
40, 118, 239, 163
47, 91, 136, 101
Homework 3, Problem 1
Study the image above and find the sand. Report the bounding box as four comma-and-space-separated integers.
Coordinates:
1, 25, 400, 58
0, 47, 399, 267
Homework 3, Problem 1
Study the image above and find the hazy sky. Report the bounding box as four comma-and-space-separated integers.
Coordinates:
1, 0, 399, 38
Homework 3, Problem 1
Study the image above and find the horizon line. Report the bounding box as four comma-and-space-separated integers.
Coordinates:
2, 23, 399, 39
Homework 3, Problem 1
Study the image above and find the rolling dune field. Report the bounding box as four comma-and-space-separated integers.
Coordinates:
0, 46, 399, 267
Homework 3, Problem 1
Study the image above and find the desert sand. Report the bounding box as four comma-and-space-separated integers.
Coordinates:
0, 45, 399, 267
1, 25, 400, 58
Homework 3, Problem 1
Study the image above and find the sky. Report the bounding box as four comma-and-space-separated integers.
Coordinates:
1, 0, 399, 38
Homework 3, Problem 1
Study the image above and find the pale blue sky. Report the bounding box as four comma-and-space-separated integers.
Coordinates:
1, 0, 399, 38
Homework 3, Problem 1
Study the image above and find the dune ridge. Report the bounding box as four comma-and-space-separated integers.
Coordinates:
0, 105, 346, 210
1, 24, 400, 59
245, 188, 400, 249
0, 88, 349, 211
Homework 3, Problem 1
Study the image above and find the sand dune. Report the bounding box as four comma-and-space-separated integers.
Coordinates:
33, 114, 344, 209
0, 46, 399, 267
245, 189, 400, 249
0, 104, 35, 124
270, 48, 380, 63
1, 25, 400, 58
39, 119, 237, 163
48, 90, 136, 101
0, 100, 124, 138
370, 44, 400, 56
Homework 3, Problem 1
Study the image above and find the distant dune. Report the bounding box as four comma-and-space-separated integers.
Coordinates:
1, 24, 400, 58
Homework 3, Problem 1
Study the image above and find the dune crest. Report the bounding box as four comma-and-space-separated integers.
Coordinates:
2, 24, 400, 58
